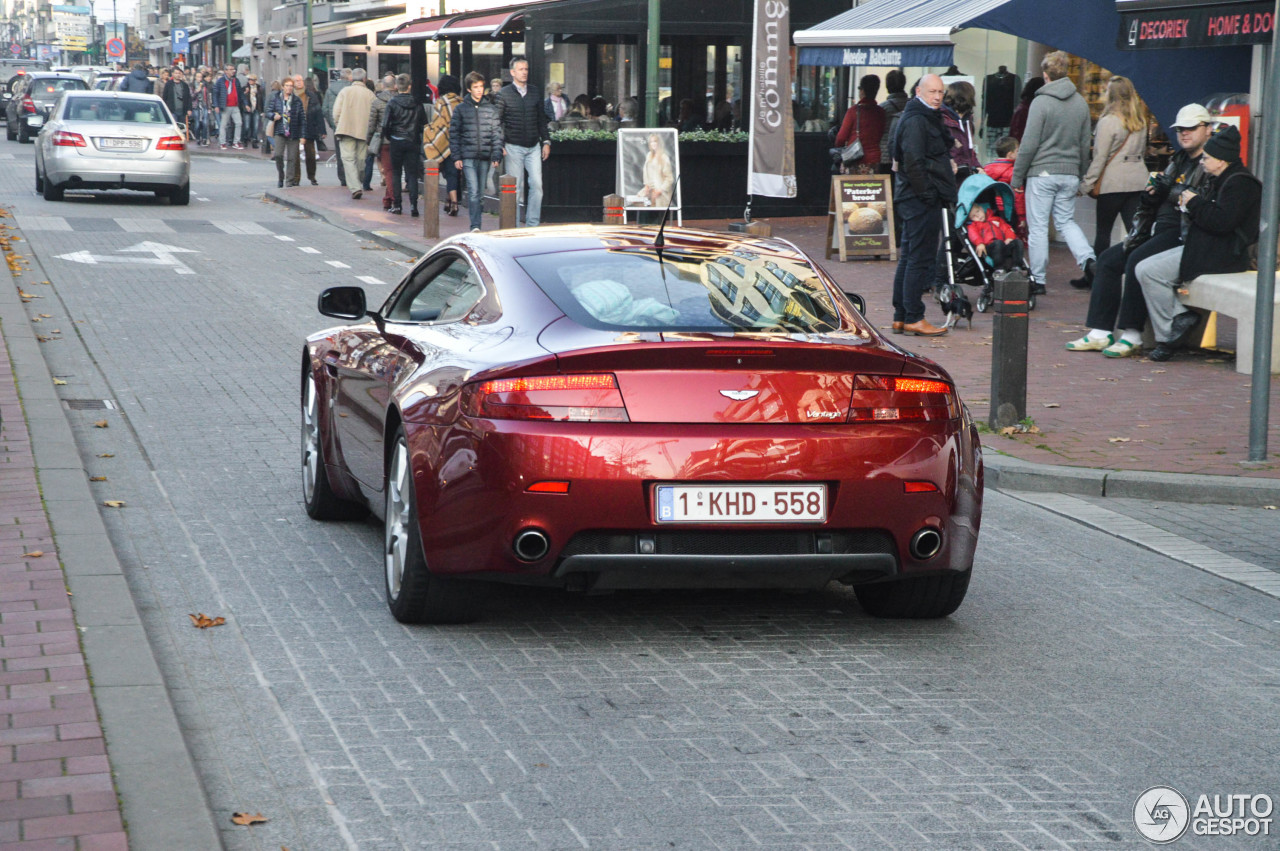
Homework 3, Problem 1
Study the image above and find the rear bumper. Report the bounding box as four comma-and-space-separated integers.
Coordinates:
46, 153, 189, 188
405, 418, 984, 587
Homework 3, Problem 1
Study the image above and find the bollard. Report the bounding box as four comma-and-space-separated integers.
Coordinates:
988, 270, 1030, 430
498, 175, 518, 230
603, 193, 624, 225
422, 159, 440, 240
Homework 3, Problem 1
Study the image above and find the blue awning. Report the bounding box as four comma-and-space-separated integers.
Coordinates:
794, 0, 1251, 131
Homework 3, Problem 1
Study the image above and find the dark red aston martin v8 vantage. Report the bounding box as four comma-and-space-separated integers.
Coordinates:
302, 225, 983, 623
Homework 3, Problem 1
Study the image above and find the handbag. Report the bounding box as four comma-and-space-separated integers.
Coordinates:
1087, 131, 1130, 199
1122, 204, 1156, 252
265, 119, 276, 138
839, 105, 863, 164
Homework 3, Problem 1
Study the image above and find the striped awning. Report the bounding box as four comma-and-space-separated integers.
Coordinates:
794, 0, 1010, 46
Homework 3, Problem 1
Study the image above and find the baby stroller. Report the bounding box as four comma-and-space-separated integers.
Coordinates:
935, 172, 1035, 324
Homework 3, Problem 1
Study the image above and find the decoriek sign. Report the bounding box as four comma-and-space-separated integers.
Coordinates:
1116, 0, 1276, 48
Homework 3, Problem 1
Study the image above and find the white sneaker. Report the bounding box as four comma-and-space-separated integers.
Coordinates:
470, 227, 480, 233
1065, 333, 1113, 352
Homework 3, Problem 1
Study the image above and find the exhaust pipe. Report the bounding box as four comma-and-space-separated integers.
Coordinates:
909, 527, 943, 560
512, 528, 551, 562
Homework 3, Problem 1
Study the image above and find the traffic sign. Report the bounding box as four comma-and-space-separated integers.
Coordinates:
9, 43, 20, 56
106, 38, 125, 57
172, 28, 189, 55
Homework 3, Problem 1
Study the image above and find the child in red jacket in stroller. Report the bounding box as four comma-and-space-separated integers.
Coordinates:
965, 203, 1024, 271
983, 136, 1027, 241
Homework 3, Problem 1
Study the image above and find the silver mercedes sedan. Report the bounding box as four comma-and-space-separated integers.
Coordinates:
34, 91, 191, 205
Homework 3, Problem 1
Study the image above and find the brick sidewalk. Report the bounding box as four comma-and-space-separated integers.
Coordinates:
259, 168, 1279, 479
0, 330, 127, 847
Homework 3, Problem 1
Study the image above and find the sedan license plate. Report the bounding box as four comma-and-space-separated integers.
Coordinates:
26, 115, 43, 127
655, 484, 827, 524
98, 137, 144, 150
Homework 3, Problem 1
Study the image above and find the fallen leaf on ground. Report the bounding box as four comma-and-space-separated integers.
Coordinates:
39, 314, 52, 318
1108, 437, 1131, 443
52, 378, 66, 385
93, 420, 109, 428
89, 476, 107, 482
189, 613, 227, 629
231, 812, 267, 826
24, 551, 44, 558
1043, 403, 1060, 408
1264, 505, 1278, 511
102, 500, 125, 508
97, 453, 114, 458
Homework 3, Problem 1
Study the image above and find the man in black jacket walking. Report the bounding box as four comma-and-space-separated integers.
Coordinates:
381, 74, 426, 216
495, 57, 551, 227
889, 74, 955, 337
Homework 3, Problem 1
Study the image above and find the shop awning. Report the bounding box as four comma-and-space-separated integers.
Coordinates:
188, 21, 241, 44
231, 42, 253, 58
438, 10, 524, 38
795, 0, 1008, 66
384, 16, 456, 42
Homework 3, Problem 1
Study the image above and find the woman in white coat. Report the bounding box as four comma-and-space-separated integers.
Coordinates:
1079, 76, 1150, 262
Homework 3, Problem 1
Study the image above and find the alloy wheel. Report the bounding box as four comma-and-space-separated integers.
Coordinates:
302, 375, 321, 504
385, 439, 411, 601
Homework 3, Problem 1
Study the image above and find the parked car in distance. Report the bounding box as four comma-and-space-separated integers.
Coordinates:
34, 91, 191, 204
303, 225, 985, 624
5, 72, 89, 143
0, 59, 51, 87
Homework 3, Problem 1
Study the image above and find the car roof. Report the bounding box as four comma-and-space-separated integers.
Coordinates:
64, 90, 159, 98
24, 72, 88, 81
453, 224, 807, 261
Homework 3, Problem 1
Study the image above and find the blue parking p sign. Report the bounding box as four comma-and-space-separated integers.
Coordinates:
172, 28, 189, 55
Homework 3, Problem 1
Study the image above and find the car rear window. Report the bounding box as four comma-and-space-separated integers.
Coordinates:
33, 78, 86, 96
64, 98, 169, 123
516, 247, 842, 333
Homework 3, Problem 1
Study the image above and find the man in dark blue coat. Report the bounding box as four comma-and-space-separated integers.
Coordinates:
890, 74, 955, 337
494, 57, 551, 227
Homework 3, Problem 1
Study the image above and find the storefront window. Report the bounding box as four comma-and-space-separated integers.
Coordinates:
794, 63, 837, 130
379, 53, 410, 78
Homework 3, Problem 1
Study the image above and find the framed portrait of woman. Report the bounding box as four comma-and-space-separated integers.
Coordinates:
618, 128, 681, 223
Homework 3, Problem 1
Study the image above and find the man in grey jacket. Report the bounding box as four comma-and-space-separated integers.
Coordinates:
1011, 51, 1095, 294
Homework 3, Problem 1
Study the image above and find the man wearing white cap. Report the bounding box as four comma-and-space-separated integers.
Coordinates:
1063, 103, 1214, 358
1135, 123, 1260, 361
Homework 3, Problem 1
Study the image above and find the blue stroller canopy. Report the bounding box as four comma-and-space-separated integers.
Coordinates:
955, 172, 1018, 229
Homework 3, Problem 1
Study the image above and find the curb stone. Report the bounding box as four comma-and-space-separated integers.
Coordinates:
0, 222, 224, 850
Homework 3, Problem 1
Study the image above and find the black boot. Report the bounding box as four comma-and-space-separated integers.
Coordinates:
275, 159, 285, 188
410, 200, 419, 218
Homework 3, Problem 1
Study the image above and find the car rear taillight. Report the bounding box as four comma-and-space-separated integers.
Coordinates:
51, 131, 86, 147
21, 97, 35, 114
848, 375, 959, 422
461, 374, 629, 422
156, 135, 185, 150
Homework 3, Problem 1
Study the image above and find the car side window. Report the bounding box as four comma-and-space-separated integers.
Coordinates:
387, 255, 484, 324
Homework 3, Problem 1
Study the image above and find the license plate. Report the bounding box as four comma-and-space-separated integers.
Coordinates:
654, 484, 827, 524
26, 115, 43, 127
99, 137, 144, 150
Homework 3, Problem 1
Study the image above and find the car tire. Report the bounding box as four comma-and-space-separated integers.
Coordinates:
854, 568, 971, 619
170, 182, 190, 206
384, 426, 482, 624
5, 122, 14, 142
301, 371, 365, 522
42, 174, 63, 201
34, 166, 43, 193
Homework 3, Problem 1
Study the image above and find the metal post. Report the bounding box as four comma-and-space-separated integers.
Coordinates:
438, 0, 446, 75
498, 175, 517, 229
226, 0, 232, 67
1248, 26, 1279, 462
304, 0, 313, 74
988, 270, 1030, 430
644, 0, 660, 127
422, 160, 440, 239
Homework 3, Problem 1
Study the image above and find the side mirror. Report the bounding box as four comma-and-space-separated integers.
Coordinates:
318, 286, 367, 320
847, 293, 866, 315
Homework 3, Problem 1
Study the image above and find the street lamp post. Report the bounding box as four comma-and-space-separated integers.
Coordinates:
305, 0, 313, 74
226, 0, 232, 67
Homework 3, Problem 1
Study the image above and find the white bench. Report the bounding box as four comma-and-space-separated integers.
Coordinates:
1179, 271, 1280, 374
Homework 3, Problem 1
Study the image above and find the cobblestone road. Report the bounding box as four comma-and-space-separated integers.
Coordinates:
3, 148, 1279, 850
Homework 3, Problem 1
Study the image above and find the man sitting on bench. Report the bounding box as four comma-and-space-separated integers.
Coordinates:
1134, 124, 1261, 362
